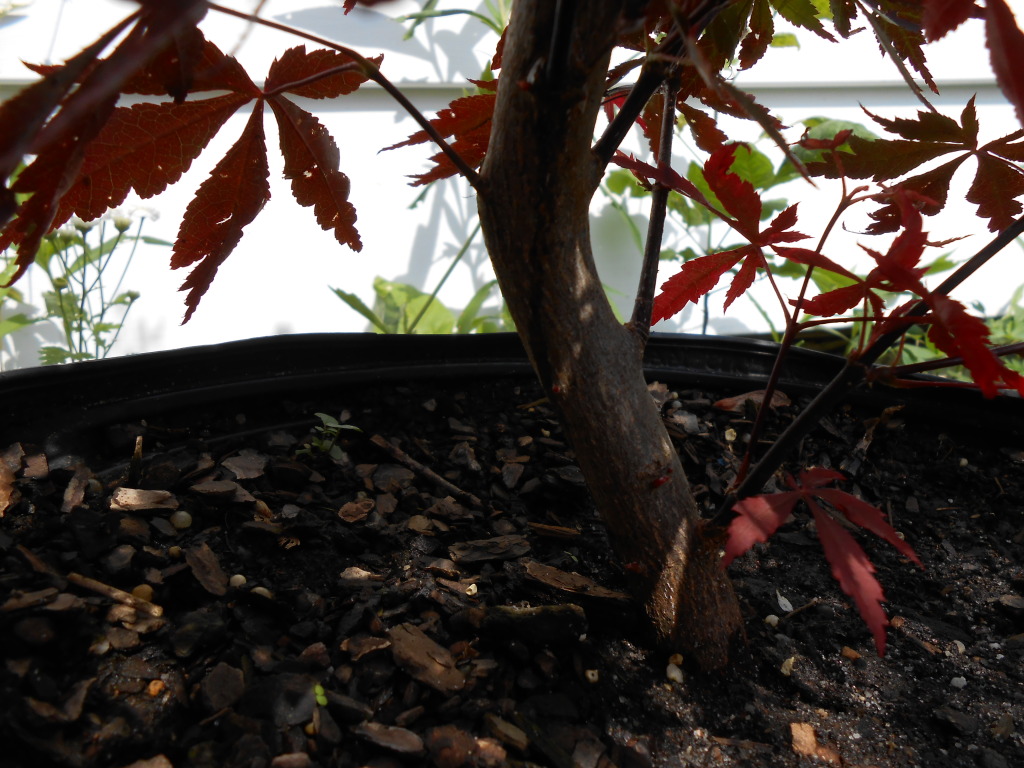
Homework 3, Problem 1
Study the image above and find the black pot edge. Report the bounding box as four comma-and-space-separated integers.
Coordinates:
1, 332, 1019, 452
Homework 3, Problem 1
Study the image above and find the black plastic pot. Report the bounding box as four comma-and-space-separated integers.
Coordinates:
1, 332, 1020, 460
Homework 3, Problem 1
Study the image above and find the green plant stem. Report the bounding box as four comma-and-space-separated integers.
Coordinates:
407, 222, 481, 333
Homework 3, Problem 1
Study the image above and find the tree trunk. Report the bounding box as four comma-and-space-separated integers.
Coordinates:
477, 1, 744, 669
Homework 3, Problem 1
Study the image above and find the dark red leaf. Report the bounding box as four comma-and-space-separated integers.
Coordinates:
724, 247, 764, 309
268, 95, 361, 251
641, 92, 665, 157
611, 152, 713, 208
723, 492, 800, 567
923, 0, 979, 41
986, 0, 1024, 127
703, 145, 761, 235
651, 249, 746, 323
772, 246, 860, 282
793, 467, 847, 489
383, 91, 495, 185
678, 103, 728, 153
814, 488, 923, 567
738, 0, 774, 70
173, 105, 271, 323
0, 16, 135, 225
926, 294, 1024, 397
25, 94, 249, 229
264, 47, 382, 99
809, 501, 891, 655
0, 93, 117, 282
967, 153, 1024, 231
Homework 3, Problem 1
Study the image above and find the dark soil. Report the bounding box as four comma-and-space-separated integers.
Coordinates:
2, 372, 1023, 768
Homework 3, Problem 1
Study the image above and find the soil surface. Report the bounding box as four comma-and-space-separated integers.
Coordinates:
2, 372, 1023, 768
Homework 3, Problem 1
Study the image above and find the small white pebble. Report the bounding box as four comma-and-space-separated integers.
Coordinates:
666, 663, 684, 683
229, 574, 247, 588
585, 669, 599, 683
764, 614, 780, 627
781, 656, 796, 676
950, 676, 968, 689
251, 586, 274, 599
169, 510, 192, 530
959, 457, 969, 467
952, 640, 966, 654
465, 583, 479, 597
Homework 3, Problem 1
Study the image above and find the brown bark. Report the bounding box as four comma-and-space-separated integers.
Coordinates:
476, 1, 743, 669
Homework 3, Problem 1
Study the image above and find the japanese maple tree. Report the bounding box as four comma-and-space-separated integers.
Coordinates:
2, 0, 1024, 668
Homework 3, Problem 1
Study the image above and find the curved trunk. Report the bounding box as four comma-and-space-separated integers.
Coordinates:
477, 1, 743, 669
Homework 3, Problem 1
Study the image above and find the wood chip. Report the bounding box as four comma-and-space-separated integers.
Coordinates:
790, 722, 840, 763
388, 622, 466, 694
221, 449, 267, 479
714, 390, 791, 412
185, 542, 229, 596
449, 535, 530, 563
109, 487, 179, 512
524, 560, 629, 600
338, 498, 374, 522
353, 722, 425, 755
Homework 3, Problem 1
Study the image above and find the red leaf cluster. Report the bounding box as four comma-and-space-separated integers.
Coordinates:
0, 8, 379, 322
724, 468, 923, 656
808, 99, 1024, 233
384, 82, 497, 186
616, 144, 808, 323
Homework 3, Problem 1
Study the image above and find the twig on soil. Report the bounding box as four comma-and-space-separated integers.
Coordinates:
369, 434, 490, 512
67, 572, 164, 617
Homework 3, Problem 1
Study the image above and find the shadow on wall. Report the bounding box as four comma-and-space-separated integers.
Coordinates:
276, 4, 490, 84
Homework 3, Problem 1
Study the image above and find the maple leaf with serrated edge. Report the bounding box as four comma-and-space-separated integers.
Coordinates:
724, 467, 922, 655
808, 98, 1024, 232
173, 105, 270, 324
986, 0, 1024, 128
2, 31, 381, 320
383, 83, 497, 186
922, 0, 979, 41
649, 145, 808, 323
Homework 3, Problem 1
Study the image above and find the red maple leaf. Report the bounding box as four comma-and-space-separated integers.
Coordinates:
384, 82, 497, 186
725, 467, 923, 656
650, 144, 808, 323
173, 106, 270, 324
1, 22, 380, 321
807, 98, 1024, 232
985, 0, 1024, 128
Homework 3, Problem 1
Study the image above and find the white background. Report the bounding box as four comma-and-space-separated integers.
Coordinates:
0, 0, 1021, 366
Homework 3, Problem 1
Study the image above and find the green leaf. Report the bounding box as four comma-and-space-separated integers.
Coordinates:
456, 280, 499, 333
769, 0, 835, 41
331, 287, 392, 334
403, 293, 454, 334
0, 313, 40, 338
789, 118, 879, 165
771, 32, 800, 48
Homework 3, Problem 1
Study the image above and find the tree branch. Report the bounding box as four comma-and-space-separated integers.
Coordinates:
630, 75, 680, 345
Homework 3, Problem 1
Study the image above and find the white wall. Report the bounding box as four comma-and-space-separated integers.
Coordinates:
0, 0, 1021, 366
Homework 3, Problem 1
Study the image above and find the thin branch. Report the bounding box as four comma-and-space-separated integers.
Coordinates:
593, 62, 669, 167
208, 2, 483, 189
630, 76, 680, 345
